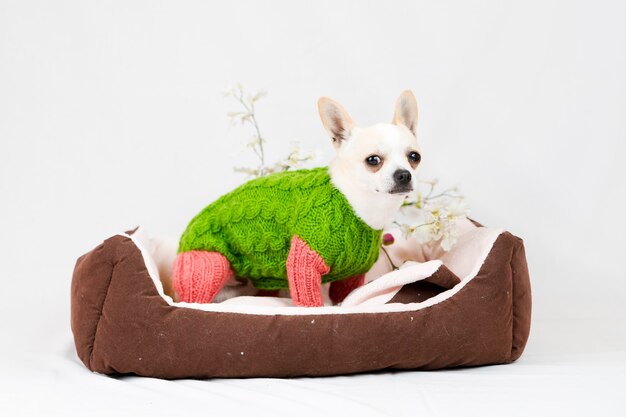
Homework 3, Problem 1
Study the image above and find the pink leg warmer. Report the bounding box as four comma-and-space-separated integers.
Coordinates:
329, 274, 365, 305
286, 236, 330, 307
172, 251, 233, 304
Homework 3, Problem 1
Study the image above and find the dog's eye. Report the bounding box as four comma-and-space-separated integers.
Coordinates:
408, 151, 421, 163
366, 155, 381, 166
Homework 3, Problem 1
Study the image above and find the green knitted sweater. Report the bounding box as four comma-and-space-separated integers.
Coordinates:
178, 167, 382, 290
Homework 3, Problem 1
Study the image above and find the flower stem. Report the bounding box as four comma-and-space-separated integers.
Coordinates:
235, 91, 266, 176
381, 246, 399, 270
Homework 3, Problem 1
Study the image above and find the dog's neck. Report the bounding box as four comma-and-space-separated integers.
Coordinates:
328, 164, 405, 231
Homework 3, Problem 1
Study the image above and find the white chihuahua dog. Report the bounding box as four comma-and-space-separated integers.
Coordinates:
172, 90, 421, 307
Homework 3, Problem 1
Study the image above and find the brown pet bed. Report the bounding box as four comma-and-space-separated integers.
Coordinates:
71, 220, 531, 379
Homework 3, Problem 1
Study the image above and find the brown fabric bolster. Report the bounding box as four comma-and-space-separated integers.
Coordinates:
70, 231, 530, 378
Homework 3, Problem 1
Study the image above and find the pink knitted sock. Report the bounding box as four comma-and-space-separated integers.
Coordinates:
172, 251, 233, 303
286, 236, 330, 307
329, 274, 365, 305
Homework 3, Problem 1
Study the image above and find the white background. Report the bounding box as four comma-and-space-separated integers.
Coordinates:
1, 1, 625, 416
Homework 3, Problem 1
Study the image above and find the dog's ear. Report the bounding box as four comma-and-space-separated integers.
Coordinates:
318, 97, 355, 147
392, 90, 418, 135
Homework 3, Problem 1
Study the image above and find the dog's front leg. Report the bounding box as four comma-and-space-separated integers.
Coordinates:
286, 236, 330, 307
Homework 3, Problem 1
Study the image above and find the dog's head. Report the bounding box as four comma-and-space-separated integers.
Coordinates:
319, 90, 421, 197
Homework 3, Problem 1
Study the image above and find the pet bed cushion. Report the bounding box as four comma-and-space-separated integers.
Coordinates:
71, 220, 531, 378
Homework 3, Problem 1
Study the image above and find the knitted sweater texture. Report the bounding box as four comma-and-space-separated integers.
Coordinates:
178, 167, 382, 290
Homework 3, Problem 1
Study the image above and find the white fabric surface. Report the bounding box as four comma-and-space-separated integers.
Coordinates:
128, 220, 502, 312
2, 318, 625, 417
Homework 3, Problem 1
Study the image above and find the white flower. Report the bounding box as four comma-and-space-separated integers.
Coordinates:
227, 111, 254, 126
397, 223, 416, 240
397, 203, 427, 226
267, 143, 316, 172
393, 184, 469, 251
247, 90, 267, 104
412, 222, 434, 243
286, 146, 314, 167
243, 135, 262, 150
233, 166, 261, 178
222, 83, 243, 98
442, 196, 470, 218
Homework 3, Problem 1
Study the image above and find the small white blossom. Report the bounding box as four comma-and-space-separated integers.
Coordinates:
222, 83, 243, 98
398, 223, 416, 240
247, 90, 267, 104
233, 166, 261, 178
243, 135, 262, 150
273, 144, 315, 171
227, 111, 255, 126
394, 186, 469, 251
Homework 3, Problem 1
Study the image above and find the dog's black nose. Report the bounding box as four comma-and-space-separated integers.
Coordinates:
393, 169, 412, 185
